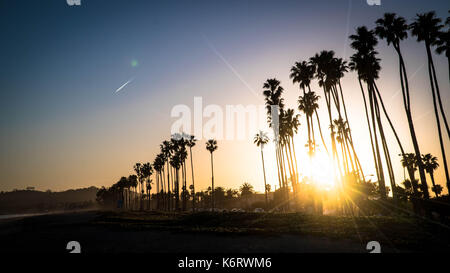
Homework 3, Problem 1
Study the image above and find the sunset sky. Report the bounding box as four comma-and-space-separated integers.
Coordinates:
0, 0, 449, 194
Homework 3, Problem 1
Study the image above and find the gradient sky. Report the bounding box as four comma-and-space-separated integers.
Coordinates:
0, 0, 449, 194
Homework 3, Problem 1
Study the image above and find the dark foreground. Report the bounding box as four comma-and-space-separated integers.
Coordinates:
0, 210, 449, 253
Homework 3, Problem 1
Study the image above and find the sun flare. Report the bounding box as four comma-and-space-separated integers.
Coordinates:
303, 150, 336, 190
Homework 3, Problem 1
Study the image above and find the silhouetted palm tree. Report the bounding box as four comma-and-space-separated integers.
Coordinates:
140, 162, 153, 210
186, 135, 197, 211
310, 51, 344, 181
206, 139, 218, 210
161, 140, 173, 210
254, 130, 269, 209
133, 163, 144, 209
349, 27, 397, 200
436, 27, 449, 81
280, 108, 300, 208
240, 182, 254, 209
153, 154, 164, 210
375, 13, 429, 199
118, 176, 129, 209
410, 11, 450, 193
401, 153, 420, 196
263, 78, 289, 210
291, 62, 329, 156
422, 153, 440, 197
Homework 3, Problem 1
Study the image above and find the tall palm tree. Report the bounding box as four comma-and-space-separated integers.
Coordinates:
206, 139, 218, 211
133, 163, 142, 210
375, 12, 430, 199
118, 176, 129, 209
435, 10, 450, 81
290, 61, 329, 155
410, 11, 450, 193
140, 162, 153, 210
349, 27, 398, 200
161, 141, 173, 210
422, 153, 440, 197
153, 154, 164, 210
262, 78, 289, 210
254, 130, 270, 209
436, 27, 450, 81
310, 51, 344, 180
281, 108, 300, 208
186, 135, 197, 212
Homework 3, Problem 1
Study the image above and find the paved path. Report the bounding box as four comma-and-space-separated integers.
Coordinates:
0, 211, 386, 253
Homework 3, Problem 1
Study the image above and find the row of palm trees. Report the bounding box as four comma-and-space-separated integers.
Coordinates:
101, 11, 448, 215
102, 134, 219, 211
139, 134, 219, 211
253, 11, 449, 214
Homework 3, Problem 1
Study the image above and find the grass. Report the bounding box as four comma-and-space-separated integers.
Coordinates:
93, 210, 450, 252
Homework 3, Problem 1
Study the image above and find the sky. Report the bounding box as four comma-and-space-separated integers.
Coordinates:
0, 0, 449, 194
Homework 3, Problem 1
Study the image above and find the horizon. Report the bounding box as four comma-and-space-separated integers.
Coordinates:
0, 0, 449, 196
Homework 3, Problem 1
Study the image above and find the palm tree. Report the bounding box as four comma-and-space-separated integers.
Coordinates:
153, 154, 164, 210
262, 78, 289, 210
349, 27, 401, 200
298, 91, 319, 155
186, 135, 197, 211
400, 153, 420, 196
133, 163, 143, 209
436, 27, 449, 81
206, 139, 218, 211
254, 130, 269, 209
410, 11, 450, 193
281, 108, 300, 208
161, 140, 172, 210
140, 162, 153, 210
310, 51, 344, 180
118, 176, 129, 209
422, 153, 440, 197
375, 12, 430, 199
239, 182, 254, 210
290, 62, 329, 155
432, 184, 443, 197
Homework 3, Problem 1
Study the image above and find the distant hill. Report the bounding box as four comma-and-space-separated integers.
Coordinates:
0, 186, 99, 214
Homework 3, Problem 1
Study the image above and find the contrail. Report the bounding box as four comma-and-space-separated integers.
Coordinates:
203, 35, 260, 99
115, 77, 135, 93
342, 0, 352, 59
389, 63, 424, 102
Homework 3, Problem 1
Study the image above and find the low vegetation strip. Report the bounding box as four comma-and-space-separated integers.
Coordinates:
94, 211, 450, 252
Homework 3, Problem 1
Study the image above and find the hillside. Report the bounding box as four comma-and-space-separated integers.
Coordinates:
0, 187, 99, 214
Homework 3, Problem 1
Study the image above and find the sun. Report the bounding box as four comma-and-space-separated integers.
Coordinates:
305, 150, 336, 190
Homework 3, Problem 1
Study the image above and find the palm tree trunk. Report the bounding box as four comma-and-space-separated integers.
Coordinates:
285, 140, 297, 209
167, 162, 171, 211
314, 109, 329, 154
430, 172, 438, 197
359, 78, 380, 182
368, 82, 386, 199
428, 45, 450, 139
290, 136, 300, 201
280, 144, 290, 210
189, 146, 196, 212
426, 45, 450, 194
338, 81, 364, 181
396, 46, 430, 199
374, 94, 397, 200
210, 152, 215, 211
261, 147, 269, 210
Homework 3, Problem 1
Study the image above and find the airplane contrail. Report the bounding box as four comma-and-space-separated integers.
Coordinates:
389, 63, 424, 102
203, 35, 260, 99
115, 77, 135, 93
